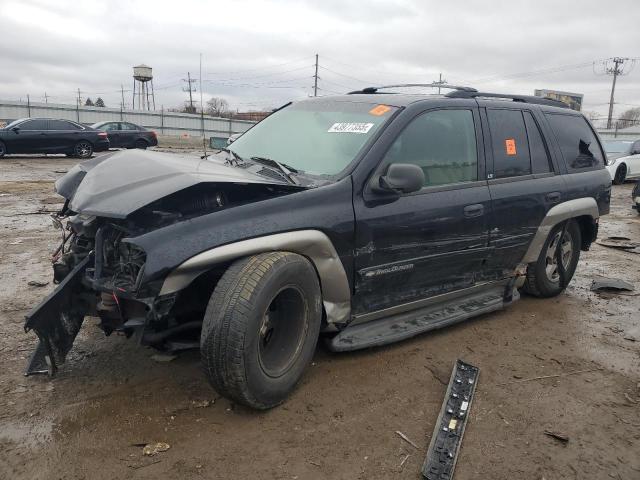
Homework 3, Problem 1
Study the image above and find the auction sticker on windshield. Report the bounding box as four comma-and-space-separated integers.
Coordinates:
328, 122, 375, 134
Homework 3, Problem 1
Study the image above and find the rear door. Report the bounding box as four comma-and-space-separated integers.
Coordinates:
481, 105, 565, 277
353, 106, 492, 314
47, 120, 83, 152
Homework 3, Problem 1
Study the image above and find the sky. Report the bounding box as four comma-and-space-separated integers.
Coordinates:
1, 0, 639, 125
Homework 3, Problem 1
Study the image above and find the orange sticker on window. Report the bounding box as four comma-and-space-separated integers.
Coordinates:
505, 138, 517, 156
369, 105, 391, 116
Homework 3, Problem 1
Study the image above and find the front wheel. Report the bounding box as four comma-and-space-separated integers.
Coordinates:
523, 220, 581, 298
73, 141, 93, 159
200, 252, 322, 410
613, 164, 627, 185
0, 140, 6, 158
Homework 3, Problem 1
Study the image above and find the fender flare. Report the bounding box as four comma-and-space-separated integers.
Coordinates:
159, 230, 351, 325
521, 197, 599, 264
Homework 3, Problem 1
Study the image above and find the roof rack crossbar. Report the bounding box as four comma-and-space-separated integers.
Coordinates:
348, 83, 478, 95
445, 90, 569, 108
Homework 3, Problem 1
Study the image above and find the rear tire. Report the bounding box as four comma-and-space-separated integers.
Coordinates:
200, 252, 322, 410
73, 141, 93, 159
135, 139, 148, 150
523, 220, 581, 298
613, 164, 627, 185
0, 140, 5, 158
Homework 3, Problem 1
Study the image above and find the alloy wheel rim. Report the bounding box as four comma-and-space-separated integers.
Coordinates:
544, 231, 573, 282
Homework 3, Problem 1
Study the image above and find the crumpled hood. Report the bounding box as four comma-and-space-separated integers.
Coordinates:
55, 150, 291, 218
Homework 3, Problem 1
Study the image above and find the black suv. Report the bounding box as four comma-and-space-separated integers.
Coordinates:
25, 85, 611, 409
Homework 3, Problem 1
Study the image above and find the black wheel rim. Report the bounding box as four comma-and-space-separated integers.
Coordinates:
615, 166, 626, 183
257, 286, 308, 378
75, 142, 91, 158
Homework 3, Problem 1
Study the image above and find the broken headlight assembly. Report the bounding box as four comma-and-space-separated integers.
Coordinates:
91, 224, 147, 295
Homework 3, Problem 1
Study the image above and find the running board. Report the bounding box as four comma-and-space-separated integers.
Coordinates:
328, 287, 508, 351
422, 359, 479, 479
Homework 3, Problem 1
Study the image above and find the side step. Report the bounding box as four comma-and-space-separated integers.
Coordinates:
328, 288, 507, 351
422, 359, 479, 479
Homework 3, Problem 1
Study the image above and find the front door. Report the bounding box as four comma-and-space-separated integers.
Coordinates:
353, 107, 491, 314
103, 122, 122, 147
10, 119, 49, 153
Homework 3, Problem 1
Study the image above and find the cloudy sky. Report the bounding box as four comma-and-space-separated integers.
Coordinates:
1, 0, 639, 124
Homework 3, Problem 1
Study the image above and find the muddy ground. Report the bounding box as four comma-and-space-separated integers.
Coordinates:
0, 153, 639, 480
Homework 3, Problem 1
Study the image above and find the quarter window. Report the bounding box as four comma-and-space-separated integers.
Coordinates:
545, 114, 604, 171
382, 109, 478, 187
523, 112, 552, 174
487, 109, 531, 178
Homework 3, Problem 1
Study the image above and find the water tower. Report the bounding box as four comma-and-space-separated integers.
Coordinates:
132, 64, 155, 110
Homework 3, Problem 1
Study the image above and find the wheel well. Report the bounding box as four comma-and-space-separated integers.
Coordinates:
574, 215, 598, 251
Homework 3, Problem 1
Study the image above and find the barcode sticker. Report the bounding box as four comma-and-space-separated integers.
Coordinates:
328, 122, 374, 134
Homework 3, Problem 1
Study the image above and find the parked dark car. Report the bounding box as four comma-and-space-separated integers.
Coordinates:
90, 121, 158, 149
0, 118, 109, 158
25, 85, 611, 410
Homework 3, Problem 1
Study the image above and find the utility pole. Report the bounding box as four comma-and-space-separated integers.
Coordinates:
313, 54, 319, 97
606, 57, 628, 130
435, 73, 447, 94
121, 84, 125, 110
44, 92, 48, 104
27, 94, 31, 117
77, 88, 82, 107
183, 72, 197, 113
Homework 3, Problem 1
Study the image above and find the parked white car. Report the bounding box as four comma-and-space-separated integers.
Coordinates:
603, 139, 640, 184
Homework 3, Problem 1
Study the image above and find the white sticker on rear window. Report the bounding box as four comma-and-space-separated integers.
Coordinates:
328, 122, 375, 134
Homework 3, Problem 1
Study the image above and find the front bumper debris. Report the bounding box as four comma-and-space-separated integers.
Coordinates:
422, 359, 479, 480
24, 255, 92, 376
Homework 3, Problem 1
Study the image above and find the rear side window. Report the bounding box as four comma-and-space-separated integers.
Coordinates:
121, 123, 139, 131
383, 109, 478, 187
487, 109, 531, 178
545, 114, 604, 171
49, 120, 82, 130
523, 112, 552, 174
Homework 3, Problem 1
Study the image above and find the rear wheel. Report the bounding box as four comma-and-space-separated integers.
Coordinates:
135, 139, 148, 150
0, 140, 5, 158
200, 252, 322, 410
613, 164, 627, 185
523, 220, 581, 298
73, 141, 93, 159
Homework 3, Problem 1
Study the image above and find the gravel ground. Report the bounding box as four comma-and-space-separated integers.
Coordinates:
0, 153, 638, 480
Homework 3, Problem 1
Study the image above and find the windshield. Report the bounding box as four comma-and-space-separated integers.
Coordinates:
229, 100, 397, 176
603, 140, 632, 153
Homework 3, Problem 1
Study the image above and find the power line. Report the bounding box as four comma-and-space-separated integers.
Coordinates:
205, 56, 313, 76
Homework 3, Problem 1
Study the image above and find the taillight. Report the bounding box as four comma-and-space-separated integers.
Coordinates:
98, 132, 108, 138
150, 131, 157, 138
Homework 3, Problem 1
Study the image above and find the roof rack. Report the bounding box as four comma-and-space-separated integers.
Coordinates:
445, 90, 569, 108
347, 83, 478, 94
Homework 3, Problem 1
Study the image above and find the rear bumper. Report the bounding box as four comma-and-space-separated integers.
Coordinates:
94, 139, 110, 152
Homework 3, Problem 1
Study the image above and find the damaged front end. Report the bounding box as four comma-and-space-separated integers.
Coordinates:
25, 150, 304, 376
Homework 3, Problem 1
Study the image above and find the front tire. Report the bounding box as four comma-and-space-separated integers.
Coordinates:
613, 164, 627, 185
73, 141, 93, 159
201, 252, 322, 410
523, 220, 581, 298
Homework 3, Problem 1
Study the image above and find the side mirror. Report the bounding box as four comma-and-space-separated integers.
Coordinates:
11, 127, 20, 133
374, 163, 425, 194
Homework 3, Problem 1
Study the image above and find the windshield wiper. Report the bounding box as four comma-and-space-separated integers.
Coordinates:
250, 156, 299, 185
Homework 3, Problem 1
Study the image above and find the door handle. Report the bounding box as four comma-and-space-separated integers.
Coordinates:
463, 204, 484, 218
545, 192, 561, 203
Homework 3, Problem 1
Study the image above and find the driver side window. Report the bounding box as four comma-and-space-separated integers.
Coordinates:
383, 109, 478, 188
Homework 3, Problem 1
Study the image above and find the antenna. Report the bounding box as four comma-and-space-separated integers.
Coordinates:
200, 53, 207, 158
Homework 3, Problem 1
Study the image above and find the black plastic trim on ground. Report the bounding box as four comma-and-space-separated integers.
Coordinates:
422, 359, 479, 480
